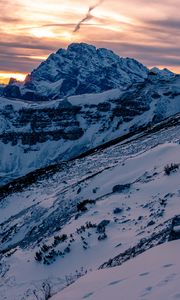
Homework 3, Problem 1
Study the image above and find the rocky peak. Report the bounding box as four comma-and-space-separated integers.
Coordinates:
4, 43, 148, 100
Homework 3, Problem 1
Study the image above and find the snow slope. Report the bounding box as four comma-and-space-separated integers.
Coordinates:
52, 240, 180, 300
0, 119, 180, 299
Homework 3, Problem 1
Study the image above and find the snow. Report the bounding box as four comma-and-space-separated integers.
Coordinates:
0, 122, 180, 299
150, 67, 175, 78
52, 240, 180, 300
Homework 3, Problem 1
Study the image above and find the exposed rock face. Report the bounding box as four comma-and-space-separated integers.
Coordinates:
1, 69, 180, 185
0, 100, 83, 146
169, 216, 180, 241
3, 43, 148, 100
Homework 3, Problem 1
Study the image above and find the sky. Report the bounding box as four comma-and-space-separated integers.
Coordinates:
0, 0, 180, 83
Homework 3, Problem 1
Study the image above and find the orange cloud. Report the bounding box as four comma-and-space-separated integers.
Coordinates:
0, 0, 180, 81
0, 71, 26, 84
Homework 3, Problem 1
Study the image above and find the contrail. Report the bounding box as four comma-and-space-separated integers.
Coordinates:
73, 0, 104, 33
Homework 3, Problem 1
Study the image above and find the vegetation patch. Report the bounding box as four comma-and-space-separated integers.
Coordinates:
164, 163, 179, 176
77, 199, 96, 212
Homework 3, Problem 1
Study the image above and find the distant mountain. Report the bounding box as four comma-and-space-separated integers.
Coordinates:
4, 43, 148, 100
0, 84, 5, 96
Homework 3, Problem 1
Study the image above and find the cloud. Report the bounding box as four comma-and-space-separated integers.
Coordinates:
95, 40, 180, 70
0, 0, 180, 76
0, 0, 22, 24
0, 39, 54, 51
73, 0, 104, 33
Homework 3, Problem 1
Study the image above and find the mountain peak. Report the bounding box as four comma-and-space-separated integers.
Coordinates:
67, 42, 97, 54
3, 43, 150, 100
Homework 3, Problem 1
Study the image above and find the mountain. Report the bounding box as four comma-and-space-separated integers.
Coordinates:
3, 43, 149, 100
0, 114, 180, 299
0, 84, 5, 96
1, 43, 180, 300
1, 69, 180, 185
0, 44, 180, 185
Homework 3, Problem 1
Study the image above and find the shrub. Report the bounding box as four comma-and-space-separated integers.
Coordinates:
113, 208, 123, 214
77, 199, 96, 212
35, 251, 43, 261
164, 163, 179, 176
112, 184, 131, 193
97, 220, 110, 233
98, 233, 108, 241
41, 244, 50, 252
53, 234, 67, 246
64, 246, 71, 253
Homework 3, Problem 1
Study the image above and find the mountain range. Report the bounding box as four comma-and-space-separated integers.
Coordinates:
0, 43, 180, 300
0, 43, 180, 185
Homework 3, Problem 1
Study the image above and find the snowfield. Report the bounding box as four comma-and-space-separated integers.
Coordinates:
0, 118, 180, 299
52, 240, 180, 300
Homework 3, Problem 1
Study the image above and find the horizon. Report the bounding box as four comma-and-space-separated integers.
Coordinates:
0, 0, 180, 83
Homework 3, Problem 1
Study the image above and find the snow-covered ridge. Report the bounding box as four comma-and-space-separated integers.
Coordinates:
0, 121, 180, 299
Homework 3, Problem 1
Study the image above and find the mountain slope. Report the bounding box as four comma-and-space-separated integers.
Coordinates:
52, 240, 180, 300
0, 118, 180, 299
1, 71, 180, 185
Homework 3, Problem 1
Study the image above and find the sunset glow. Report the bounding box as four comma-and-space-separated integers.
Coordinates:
0, 72, 26, 84
30, 28, 56, 39
0, 0, 180, 83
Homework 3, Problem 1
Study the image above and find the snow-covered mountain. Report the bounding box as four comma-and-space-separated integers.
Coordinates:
1, 43, 180, 300
1, 44, 180, 185
1, 68, 180, 185
0, 84, 5, 96
0, 114, 180, 299
4, 43, 148, 100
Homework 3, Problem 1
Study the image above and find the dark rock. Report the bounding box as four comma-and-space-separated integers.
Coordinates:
4, 84, 21, 98
113, 208, 123, 214
97, 220, 110, 233
169, 216, 180, 241
151, 93, 161, 99
112, 184, 131, 193
147, 220, 155, 226
97, 102, 111, 112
